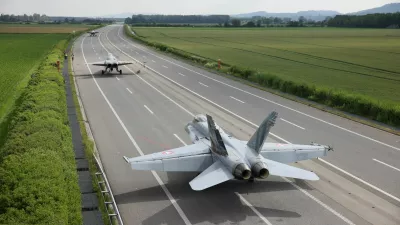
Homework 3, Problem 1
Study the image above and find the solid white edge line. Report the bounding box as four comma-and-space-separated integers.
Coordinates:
373, 159, 400, 172
81, 34, 192, 225
115, 26, 400, 204
174, 134, 187, 146
126, 88, 132, 94
319, 158, 400, 203
230, 96, 245, 104
144, 105, 154, 115
117, 26, 400, 153
280, 118, 305, 130
108, 28, 364, 223
199, 82, 209, 87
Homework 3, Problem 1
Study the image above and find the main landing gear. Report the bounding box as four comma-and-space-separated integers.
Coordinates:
101, 68, 122, 75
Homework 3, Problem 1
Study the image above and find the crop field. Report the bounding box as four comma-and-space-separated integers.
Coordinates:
132, 27, 400, 105
0, 33, 66, 121
0, 23, 94, 33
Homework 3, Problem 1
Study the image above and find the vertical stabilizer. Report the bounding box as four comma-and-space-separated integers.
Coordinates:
247, 111, 278, 154
206, 115, 228, 156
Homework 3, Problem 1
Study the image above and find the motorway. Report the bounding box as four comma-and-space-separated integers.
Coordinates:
72, 25, 400, 225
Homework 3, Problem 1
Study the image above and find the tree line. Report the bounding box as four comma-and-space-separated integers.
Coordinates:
327, 13, 400, 28
0, 13, 49, 22
125, 15, 230, 24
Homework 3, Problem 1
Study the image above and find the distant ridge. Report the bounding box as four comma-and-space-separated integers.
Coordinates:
349, 3, 400, 15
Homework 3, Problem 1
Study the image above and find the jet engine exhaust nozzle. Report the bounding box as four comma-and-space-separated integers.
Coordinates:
233, 163, 252, 180
251, 162, 269, 179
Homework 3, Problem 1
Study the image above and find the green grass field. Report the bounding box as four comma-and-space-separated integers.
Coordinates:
132, 27, 400, 105
0, 33, 66, 121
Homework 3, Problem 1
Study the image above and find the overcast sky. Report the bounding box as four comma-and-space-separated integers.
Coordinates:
2, 0, 399, 17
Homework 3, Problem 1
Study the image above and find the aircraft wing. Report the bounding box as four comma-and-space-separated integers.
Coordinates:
123, 141, 213, 172
262, 158, 319, 181
86, 61, 106, 66
189, 160, 234, 191
117, 62, 133, 66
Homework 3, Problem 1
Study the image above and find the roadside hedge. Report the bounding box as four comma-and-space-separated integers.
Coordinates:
125, 25, 400, 128
0, 38, 81, 224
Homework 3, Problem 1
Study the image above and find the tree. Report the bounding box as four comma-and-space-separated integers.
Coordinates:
299, 16, 306, 24
257, 20, 262, 27
245, 21, 256, 27
231, 19, 241, 27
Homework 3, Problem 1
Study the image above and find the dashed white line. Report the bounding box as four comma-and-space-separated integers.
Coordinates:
235, 192, 273, 225
280, 118, 305, 130
152, 60, 156, 63
99, 57, 101, 60
199, 82, 209, 88
178, 73, 186, 76
230, 96, 245, 104
144, 105, 154, 115
116, 77, 120, 81
126, 88, 132, 94
373, 159, 400, 172
162, 65, 168, 69
174, 134, 186, 146
135, 51, 139, 54
81, 35, 191, 225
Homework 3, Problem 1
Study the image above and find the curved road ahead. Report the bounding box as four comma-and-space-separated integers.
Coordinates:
72, 25, 400, 225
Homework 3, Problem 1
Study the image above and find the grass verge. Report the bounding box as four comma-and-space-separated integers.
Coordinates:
0, 39, 82, 224
124, 25, 400, 134
69, 40, 118, 225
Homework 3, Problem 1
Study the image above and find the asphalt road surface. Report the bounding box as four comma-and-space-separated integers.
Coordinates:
72, 25, 400, 225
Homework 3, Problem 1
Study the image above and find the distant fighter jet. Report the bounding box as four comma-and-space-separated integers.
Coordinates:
87, 53, 134, 74
123, 111, 333, 191
88, 30, 99, 36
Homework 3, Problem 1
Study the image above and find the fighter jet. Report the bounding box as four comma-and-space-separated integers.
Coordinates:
123, 111, 333, 191
87, 53, 134, 74
88, 30, 99, 36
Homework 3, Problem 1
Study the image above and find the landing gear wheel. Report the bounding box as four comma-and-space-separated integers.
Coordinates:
119, 69, 122, 75
101, 70, 104, 74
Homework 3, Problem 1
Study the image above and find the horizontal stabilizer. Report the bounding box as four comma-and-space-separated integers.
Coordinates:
263, 158, 319, 181
189, 160, 234, 191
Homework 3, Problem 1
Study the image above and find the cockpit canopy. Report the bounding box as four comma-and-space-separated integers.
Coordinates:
193, 114, 207, 123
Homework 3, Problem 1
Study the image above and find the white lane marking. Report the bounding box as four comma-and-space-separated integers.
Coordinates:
94, 49, 96, 53
162, 65, 168, 69
135, 51, 139, 54
96, 53, 98, 55
109, 39, 355, 223
116, 77, 120, 81
126, 88, 132, 94
109, 29, 390, 216
174, 134, 186, 146
235, 192, 274, 225
230, 96, 245, 104
152, 60, 156, 63
179, 73, 186, 76
199, 82, 209, 88
115, 28, 400, 204
81, 35, 192, 225
124, 66, 194, 117
373, 159, 400, 172
117, 27, 400, 152
144, 105, 154, 115
319, 158, 400, 203
280, 118, 305, 130
99, 57, 101, 60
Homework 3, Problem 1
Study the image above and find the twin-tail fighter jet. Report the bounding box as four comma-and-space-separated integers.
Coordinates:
88, 30, 99, 36
123, 111, 333, 191
87, 53, 134, 74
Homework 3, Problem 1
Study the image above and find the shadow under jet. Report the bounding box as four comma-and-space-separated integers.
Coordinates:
118, 179, 302, 225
